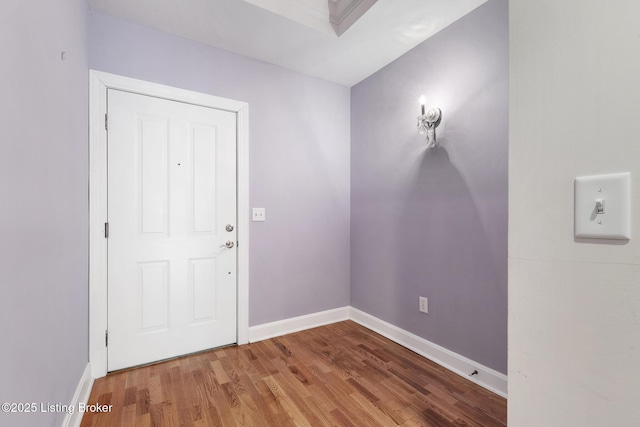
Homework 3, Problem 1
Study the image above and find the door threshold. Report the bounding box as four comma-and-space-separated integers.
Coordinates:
107, 342, 238, 375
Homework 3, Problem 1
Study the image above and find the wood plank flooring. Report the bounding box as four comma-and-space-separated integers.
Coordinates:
81, 321, 506, 426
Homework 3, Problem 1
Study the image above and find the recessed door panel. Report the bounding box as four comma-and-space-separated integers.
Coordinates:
190, 125, 216, 234
189, 258, 217, 322
139, 261, 169, 330
139, 117, 169, 235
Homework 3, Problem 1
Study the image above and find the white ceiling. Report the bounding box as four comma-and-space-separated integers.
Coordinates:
87, 0, 487, 87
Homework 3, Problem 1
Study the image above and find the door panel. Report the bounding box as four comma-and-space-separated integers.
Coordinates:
191, 124, 217, 233
189, 257, 217, 322
139, 261, 169, 330
139, 116, 169, 234
107, 89, 237, 371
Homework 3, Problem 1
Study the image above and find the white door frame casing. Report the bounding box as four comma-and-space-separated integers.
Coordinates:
89, 70, 250, 378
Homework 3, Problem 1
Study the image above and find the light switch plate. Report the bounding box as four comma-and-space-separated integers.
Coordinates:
574, 172, 630, 240
252, 208, 266, 222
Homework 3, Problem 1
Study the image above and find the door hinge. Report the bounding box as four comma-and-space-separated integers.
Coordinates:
105, 222, 109, 238
105, 330, 108, 347
105, 113, 108, 131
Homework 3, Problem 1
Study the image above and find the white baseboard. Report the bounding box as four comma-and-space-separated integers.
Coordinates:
62, 363, 94, 427
248, 306, 350, 342
349, 307, 508, 398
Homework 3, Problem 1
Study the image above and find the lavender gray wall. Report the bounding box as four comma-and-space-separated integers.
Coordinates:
350, 0, 508, 373
89, 12, 351, 326
0, 1, 89, 426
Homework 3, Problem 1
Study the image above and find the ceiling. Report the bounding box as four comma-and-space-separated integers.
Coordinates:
87, 0, 487, 87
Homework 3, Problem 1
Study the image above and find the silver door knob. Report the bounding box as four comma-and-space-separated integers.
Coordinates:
225, 224, 234, 232
220, 241, 234, 249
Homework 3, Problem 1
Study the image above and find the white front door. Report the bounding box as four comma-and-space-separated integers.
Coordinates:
107, 89, 237, 371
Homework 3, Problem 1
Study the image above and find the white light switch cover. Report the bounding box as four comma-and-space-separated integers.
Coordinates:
574, 172, 630, 240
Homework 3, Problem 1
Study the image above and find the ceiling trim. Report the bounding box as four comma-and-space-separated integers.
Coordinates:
242, 0, 335, 36
329, 0, 378, 36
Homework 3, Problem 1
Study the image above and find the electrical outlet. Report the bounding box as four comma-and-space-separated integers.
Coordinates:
419, 297, 428, 314
252, 208, 266, 222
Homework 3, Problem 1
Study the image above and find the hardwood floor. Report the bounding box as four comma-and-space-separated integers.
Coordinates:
81, 321, 506, 426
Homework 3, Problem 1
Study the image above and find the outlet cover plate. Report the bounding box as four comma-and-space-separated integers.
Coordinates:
252, 208, 266, 222
574, 172, 630, 240
419, 297, 428, 314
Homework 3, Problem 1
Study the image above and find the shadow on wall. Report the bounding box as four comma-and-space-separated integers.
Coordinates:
395, 145, 504, 360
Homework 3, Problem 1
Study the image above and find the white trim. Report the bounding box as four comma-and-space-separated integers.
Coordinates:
349, 307, 508, 398
248, 306, 350, 342
89, 70, 250, 378
62, 363, 94, 427
236, 103, 250, 346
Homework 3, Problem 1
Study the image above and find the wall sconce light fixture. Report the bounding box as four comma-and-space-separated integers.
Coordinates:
417, 95, 442, 148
